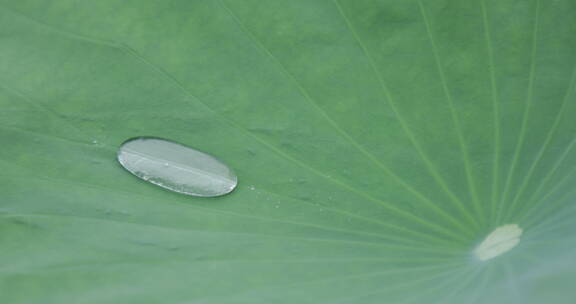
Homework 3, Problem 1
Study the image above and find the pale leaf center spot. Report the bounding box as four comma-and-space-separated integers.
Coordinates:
474, 224, 522, 261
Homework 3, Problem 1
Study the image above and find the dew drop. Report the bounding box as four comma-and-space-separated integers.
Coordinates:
117, 137, 237, 197
474, 224, 522, 261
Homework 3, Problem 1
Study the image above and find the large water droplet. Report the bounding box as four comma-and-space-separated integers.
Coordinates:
117, 137, 237, 197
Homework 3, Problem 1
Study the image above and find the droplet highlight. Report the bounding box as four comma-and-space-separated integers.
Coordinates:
474, 224, 522, 261
117, 137, 237, 197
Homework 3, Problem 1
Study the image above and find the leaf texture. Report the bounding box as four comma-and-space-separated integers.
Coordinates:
0, 0, 575, 303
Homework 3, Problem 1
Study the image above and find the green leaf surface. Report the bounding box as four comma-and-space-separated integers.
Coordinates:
1, 0, 575, 303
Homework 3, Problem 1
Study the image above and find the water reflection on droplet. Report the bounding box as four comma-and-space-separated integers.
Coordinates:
117, 137, 237, 197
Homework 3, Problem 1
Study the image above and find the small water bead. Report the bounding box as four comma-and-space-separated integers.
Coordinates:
117, 137, 237, 197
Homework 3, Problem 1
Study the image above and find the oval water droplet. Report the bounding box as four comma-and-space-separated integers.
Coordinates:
117, 137, 237, 197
